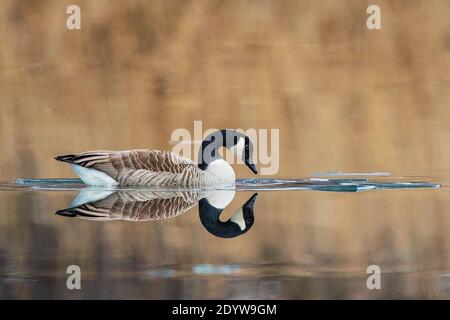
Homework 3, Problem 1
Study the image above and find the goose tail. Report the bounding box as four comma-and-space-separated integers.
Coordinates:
55, 154, 77, 164
55, 205, 112, 220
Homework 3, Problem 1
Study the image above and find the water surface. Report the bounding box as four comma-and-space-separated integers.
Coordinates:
1, 173, 450, 299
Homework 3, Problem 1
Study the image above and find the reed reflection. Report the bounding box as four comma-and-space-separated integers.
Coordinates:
55, 190, 258, 239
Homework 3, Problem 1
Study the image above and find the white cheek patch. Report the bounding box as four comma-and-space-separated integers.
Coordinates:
230, 209, 246, 231
229, 137, 245, 160
70, 164, 118, 186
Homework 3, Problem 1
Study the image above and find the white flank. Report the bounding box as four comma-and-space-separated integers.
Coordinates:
70, 164, 118, 186
206, 190, 236, 209
70, 190, 114, 207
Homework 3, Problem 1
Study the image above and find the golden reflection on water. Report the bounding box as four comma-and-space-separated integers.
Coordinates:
1, 188, 450, 299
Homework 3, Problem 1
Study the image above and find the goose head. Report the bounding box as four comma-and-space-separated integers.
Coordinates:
198, 130, 258, 174
198, 192, 258, 238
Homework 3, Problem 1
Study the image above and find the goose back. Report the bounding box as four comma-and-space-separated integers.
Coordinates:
57, 150, 209, 186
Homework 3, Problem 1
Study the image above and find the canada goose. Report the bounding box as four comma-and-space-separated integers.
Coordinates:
55, 130, 257, 186
55, 190, 258, 238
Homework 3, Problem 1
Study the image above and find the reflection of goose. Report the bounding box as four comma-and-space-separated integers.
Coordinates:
56, 190, 258, 238
56, 190, 204, 221
199, 193, 257, 238
55, 130, 257, 186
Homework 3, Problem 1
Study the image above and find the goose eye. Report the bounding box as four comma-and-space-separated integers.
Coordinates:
246, 219, 251, 224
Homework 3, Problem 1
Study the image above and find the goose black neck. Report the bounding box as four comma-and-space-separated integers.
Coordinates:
197, 130, 229, 170
198, 198, 246, 239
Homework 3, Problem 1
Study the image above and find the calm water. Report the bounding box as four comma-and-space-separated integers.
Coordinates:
0, 0, 448, 301
1, 174, 450, 299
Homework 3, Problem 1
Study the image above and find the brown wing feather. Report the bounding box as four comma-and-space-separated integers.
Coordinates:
61, 191, 203, 221
56, 150, 197, 180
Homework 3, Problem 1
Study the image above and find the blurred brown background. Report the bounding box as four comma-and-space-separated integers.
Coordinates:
0, 0, 449, 179
1, 0, 450, 299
